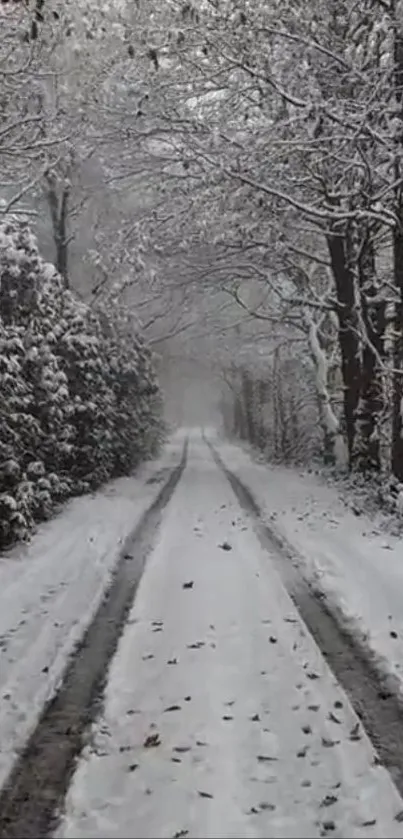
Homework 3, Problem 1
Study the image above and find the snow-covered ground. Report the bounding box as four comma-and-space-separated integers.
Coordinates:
214, 439, 403, 700
58, 436, 403, 839
0, 436, 183, 792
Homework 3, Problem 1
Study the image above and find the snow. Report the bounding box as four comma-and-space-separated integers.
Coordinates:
0, 436, 183, 793
213, 438, 403, 702
58, 435, 403, 839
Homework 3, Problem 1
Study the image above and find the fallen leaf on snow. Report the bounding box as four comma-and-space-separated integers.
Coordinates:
322, 737, 340, 748
320, 795, 338, 808
349, 722, 361, 741
257, 754, 278, 762
144, 733, 161, 748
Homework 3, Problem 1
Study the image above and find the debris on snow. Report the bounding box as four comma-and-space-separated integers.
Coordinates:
143, 733, 161, 748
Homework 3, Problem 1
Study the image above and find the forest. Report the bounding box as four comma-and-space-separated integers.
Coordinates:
1, 0, 403, 545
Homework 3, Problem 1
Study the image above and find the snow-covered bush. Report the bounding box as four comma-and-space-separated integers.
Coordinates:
0, 217, 164, 548
96, 300, 164, 476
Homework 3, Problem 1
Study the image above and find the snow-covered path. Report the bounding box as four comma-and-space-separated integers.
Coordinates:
212, 438, 403, 698
58, 436, 403, 839
0, 437, 183, 793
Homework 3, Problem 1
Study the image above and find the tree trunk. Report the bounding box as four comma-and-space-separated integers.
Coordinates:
327, 230, 361, 467
256, 378, 267, 451
241, 370, 255, 445
353, 231, 385, 472
392, 223, 403, 479
306, 314, 346, 467
391, 18, 403, 479
272, 350, 280, 459
45, 177, 70, 288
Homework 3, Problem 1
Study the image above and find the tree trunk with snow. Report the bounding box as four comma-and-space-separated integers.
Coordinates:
45, 174, 70, 289
306, 316, 346, 468
240, 370, 256, 446
391, 19, 403, 481
392, 223, 403, 480
353, 232, 385, 472
255, 378, 268, 451
327, 230, 361, 468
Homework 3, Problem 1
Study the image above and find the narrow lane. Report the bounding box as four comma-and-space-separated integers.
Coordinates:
58, 435, 403, 839
0, 444, 186, 839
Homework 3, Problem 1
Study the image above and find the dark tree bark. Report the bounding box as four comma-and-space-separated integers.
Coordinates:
391, 17, 403, 479
45, 174, 70, 288
392, 224, 403, 479
353, 230, 385, 472
241, 370, 255, 445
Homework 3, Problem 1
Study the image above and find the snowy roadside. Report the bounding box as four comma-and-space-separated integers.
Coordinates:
213, 438, 403, 701
58, 437, 403, 839
0, 436, 183, 792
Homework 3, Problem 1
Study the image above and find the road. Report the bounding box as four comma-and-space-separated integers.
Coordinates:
56, 434, 403, 839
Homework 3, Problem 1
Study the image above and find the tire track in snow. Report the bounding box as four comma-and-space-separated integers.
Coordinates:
208, 436, 403, 799
0, 441, 188, 839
